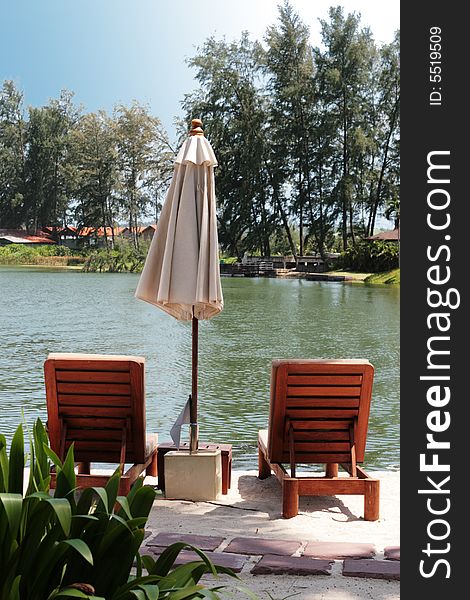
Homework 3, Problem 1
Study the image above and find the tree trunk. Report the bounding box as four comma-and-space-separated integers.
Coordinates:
298, 163, 303, 257
348, 197, 356, 246
318, 163, 325, 259
299, 101, 313, 257
263, 160, 297, 259
102, 203, 109, 249
370, 96, 399, 236
341, 95, 348, 251
107, 198, 115, 250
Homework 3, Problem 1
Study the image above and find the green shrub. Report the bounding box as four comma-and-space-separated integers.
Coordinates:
0, 420, 236, 599
338, 241, 399, 272
0, 244, 73, 259
82, 243, 149, 273
219, 256, 238, 265
0, 244, 78, 266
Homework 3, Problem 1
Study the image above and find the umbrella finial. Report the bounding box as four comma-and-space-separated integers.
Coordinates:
189, 119, 204, 136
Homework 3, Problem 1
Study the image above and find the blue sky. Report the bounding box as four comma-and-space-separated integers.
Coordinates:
1, 1, 399, 141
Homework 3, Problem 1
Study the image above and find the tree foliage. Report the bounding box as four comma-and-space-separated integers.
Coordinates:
184, 1, 399, 257
0, 86, 172, 249
0, 2, 399, 257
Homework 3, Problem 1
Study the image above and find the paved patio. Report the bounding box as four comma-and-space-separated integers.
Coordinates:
143, 469, 400, 599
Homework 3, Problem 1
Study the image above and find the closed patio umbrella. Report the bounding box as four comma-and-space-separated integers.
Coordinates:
135, 119, 223, 453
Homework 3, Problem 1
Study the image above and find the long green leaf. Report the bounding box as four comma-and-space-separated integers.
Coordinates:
27, 418, 51, 494
28, 494, 72, 536
0, 493, 23, 538
135, 549, 143, 578
128, 591, 146, 600
128, 485, 156, 519
137, 583, 160, 600
55, 444, 77, 500
15, 501, 60, 581
43, 444, 63, 469
28, 541, 71, 598
34, 418, 50, 464
152, 543, 215, 578
96, 516, 142, 556
9, 575, 21, 600
82, 526, 145, 594
116, 495, 132, 520
8, 424, 24, 494
111, 514, 148, 530
88, 487, 109, 513
75, 486, 98, 519
25, 420, 36, 495
165, 584, 205, 600
0, 434, 9, 492
62, 538, 94, 566
158, 562, 211, 589
124, 476, 143, 506
49, 590, 105, 599
71, 514, 99, 523
104, 470, 120, 511
112, 576, 162, 600
141, 554, 156, 573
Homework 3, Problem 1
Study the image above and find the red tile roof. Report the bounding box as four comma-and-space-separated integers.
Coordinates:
122, 225, 156, 234
42, 225, 153, 238
366, 228, 400, 241
0, 229, 56, 244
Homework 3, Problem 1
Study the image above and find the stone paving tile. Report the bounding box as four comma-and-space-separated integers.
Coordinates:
384, 546, 400, 561
343, 559, 400, 581
223, 536, 302, 556
303, 541, 376, 560
150, 549, 248, 573
251, 554, 333, 576
146, 532, 224, 551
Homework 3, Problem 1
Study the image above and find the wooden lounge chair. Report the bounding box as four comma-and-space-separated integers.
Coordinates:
44, 353, 158, 495
258, 359, 380, 520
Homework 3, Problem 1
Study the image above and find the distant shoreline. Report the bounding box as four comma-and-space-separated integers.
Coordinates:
0, 263, 83, 271
0, 263, 400, 284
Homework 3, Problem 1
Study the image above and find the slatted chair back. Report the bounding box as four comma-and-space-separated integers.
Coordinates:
267, 359, 374, 466
44, 353, 146, 465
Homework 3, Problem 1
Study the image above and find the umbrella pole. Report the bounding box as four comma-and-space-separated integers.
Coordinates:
190, 315, 199, 454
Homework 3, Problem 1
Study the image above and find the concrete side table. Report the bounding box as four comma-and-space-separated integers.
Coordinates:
157, 441, 232, 494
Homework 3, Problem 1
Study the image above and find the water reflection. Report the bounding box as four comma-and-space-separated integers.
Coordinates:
0, 268, 399, 470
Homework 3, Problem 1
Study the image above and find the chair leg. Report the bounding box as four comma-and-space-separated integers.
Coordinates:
258, 445, 271, 479
119, 478, 132, 496
326, 463, 338, 478
282, 478, 299, 518
146, 452, 158, 477
228, 456, 232, 490
157, 449, 166, 491
364, 479, 380, 521
78, 462, 90, 474
221, 453, 229, 494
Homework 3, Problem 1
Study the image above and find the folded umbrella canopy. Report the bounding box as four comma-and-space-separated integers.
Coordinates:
135, 119, 223, 452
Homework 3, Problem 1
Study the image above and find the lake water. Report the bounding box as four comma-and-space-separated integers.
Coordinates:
0, 267, 399, 470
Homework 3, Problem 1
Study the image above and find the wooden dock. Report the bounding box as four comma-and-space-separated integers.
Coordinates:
220, 254, 341, 279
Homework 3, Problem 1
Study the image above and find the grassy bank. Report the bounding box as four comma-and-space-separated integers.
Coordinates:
1, 244, 400, 284
364, 268, 400, 285
0, 244, 85, 266
0, 243, 144, 271
0, 255, 85, 267
326, 270, 371, 282
326, 268, 400, 285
